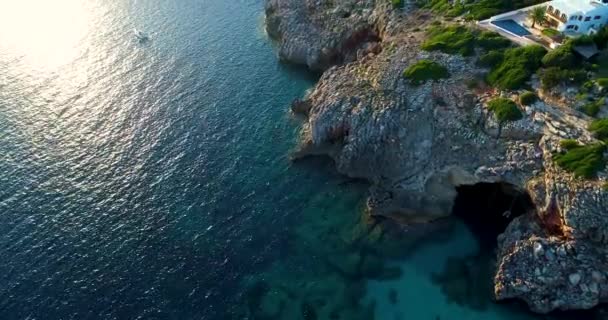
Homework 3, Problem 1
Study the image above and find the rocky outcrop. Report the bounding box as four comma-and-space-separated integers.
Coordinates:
266, 0, 608, 314
265, 0, 396, 71
291, 30, 544, 224
494, 136, 608, 313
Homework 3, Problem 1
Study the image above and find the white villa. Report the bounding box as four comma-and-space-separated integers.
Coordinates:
545, 0, 608, 34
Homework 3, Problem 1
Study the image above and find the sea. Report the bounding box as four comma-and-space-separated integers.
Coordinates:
0, 0, 580, 319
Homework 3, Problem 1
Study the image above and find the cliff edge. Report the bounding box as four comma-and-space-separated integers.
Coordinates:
266, 0, 608, 314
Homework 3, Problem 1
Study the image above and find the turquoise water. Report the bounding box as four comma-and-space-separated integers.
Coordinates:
365, 222, 539, 320
0, 1, 575, 319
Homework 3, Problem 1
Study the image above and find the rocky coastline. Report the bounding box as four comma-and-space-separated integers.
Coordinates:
265, 0, 608, 316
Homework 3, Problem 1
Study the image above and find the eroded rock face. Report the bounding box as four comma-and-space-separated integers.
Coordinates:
265, 0, 389, 71
494, 137, 608, 313
292, 29, 543, 224
266, 0, 608, 314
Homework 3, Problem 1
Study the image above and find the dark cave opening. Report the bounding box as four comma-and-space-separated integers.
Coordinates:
452, 182, 535, 251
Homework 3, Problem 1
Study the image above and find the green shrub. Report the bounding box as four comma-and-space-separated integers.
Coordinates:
582, 81, 595, 92
477, 31, 512, 50
391, 0, 403, 8
478, 50, 504, 67
519, 91, 537, 105
422, 25, 476, 56
593, 26, 608, 49
422, 26, 513, 57
576, 92, 590, 101
553, 143, 607, 178
487, 46, 547, 90
542, 42, 578, 69
540, 67, 587, 89
598, 78, 608, 87
589, 118, 608, 140
403, 60, 449, 85
466, 7, 501, 20
572, 35, 595, 46
487, 98, 523, 123
560, 139, 581, 150
417, 0, 547, 20
582, 98, 605, 117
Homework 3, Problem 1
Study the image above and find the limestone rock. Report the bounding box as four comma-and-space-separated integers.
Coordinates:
266, 0, 608, 314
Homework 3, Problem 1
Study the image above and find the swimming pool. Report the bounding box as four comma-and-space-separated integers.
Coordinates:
491, 19, 531, 37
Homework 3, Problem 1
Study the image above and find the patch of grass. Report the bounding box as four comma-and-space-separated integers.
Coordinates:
582, 98, 605, 117
576, 92, 590, 101
422, 25, 477, 56
391, 0, 403, 8
487, 98, 523, 123
478, 50, 504, 68
476, 31, 512, 50
417, 0, 546, 20
589, 118, 608, 140
581, 80, 595, 92
542, 42, 578, 69
422, 26, 512, 57
417, 0, 466, 17
542, 28, 560, 37
487, 46, 547, 90
519, 91, 537, 106
593, 52, 608, 78
560, 139, 581, 150
553, 142, 607, 178
403, 60, 449, 85
539, 67, 587, 90
603, 181, 608, 191
598, 78, 608, 87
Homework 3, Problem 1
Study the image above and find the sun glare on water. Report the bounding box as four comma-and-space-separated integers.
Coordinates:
0, 0, 92, 70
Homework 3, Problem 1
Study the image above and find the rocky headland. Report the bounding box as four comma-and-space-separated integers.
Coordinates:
265, 0, 608, 316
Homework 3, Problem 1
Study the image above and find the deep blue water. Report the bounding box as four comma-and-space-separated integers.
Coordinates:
0, 1, 343, 318
0, 1, 586, 319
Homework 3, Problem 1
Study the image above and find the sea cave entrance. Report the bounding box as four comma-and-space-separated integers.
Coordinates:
452, 182, 535, 250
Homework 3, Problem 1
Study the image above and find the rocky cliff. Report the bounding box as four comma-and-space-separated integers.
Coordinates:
266, 0, 608, 314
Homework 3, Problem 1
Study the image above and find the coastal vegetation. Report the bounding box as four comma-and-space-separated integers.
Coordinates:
416, 0, 545, 20
519, 91, 537, 105
541, 42, 577, 69
422, 26, 509, 56
582, 98, 605, 117
541, 28, 560, 38
403, 59, 449, 85
487, 98, 523, 123
539, 67, 587, 90
553, 141, 607, 178
589, 118, 608, 140
391, 0, 403, 8
598, 78, 608, 88
486, 46, 546, 90
478, 50, 504, 67
422, 25, 476, 56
